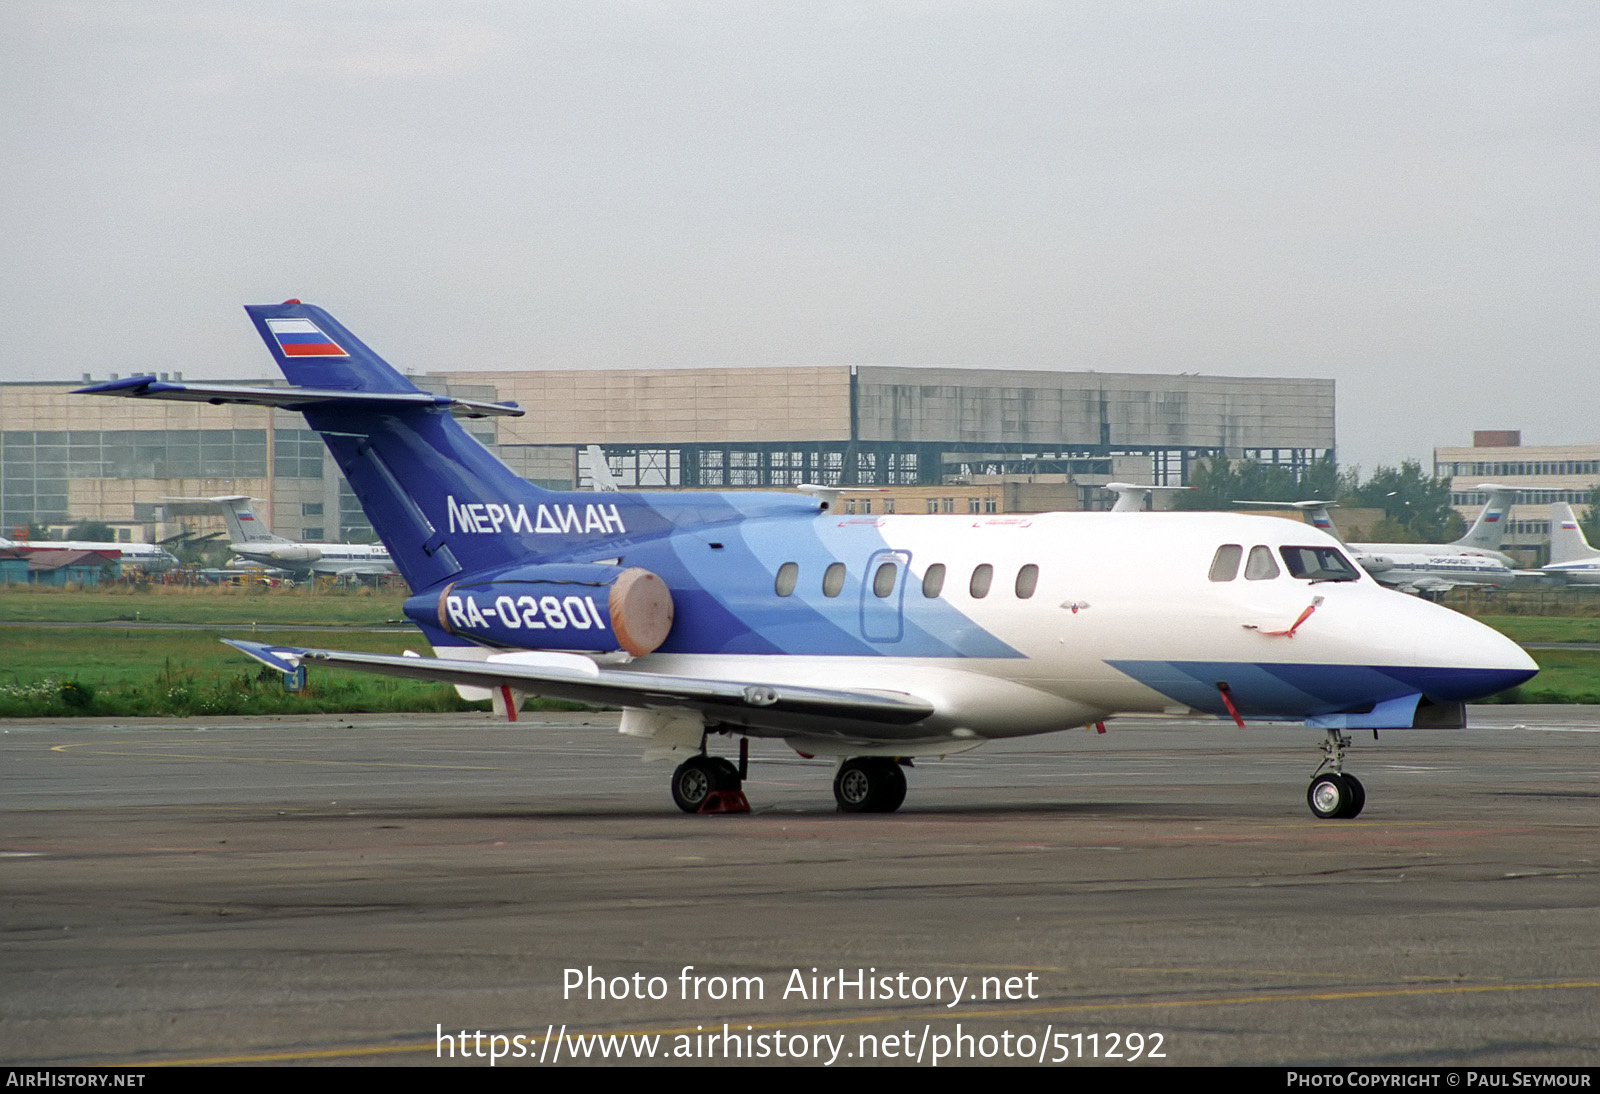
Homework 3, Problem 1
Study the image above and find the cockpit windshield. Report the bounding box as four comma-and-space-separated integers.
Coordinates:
1278, 545, 1361, 582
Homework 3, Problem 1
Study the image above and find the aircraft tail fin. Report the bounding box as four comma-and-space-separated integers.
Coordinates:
1454, 484, 1517, 552
164, 495, 290, 546
244, 300, 421, 394
1105, 483, 1190, 512
218, 496, 288, 546
1234, 499, 1345, 544
1549, 503, 1600, 564
585, 445, 620, 492
77, 302, 648, 591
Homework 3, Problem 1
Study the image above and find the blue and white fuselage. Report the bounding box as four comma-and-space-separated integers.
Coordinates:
422, 502, 1528, 735
76, 302, 1537, 816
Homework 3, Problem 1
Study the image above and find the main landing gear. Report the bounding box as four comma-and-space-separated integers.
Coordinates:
832, 757, 908, 814
670, 754, 745, 814
1307, 728, 1366, 819
669, 747, 911, 814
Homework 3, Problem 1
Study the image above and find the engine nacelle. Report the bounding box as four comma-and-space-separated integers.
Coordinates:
259, 544, 321, 563
405, 564, 674, 657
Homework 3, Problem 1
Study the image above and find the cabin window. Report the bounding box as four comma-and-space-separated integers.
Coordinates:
822, 562, 846, 597
774, 562, 799, 596
922, 563, 946, 598
1209, 544, 1242, 582
1244, 545, 1280, 580
872, 561, 897, 597
970, 563, 994, 598
1278, 546, 1361, 582
1015, 564, 1039, 598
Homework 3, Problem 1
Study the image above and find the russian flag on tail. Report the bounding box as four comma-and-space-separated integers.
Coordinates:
265, 318, 348, 358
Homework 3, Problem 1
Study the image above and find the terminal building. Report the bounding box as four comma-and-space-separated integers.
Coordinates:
1, 367, 1335, 544
1435, 430, 1600, 563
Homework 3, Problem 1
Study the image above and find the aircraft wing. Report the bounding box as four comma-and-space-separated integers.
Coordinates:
1381, 575, 1499, 595
226, 640, 938, 737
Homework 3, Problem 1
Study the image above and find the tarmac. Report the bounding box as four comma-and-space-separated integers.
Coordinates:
1, 705, 1596, 1067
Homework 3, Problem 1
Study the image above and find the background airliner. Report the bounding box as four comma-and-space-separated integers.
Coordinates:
1542, 502, 1600, 584
76, 303, 1536, 820
164, 495, 395, 580
1248, 488, 1520, 595
0, 534, 177, 571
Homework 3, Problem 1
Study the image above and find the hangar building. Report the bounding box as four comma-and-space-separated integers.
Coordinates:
0, 367, 1334, 544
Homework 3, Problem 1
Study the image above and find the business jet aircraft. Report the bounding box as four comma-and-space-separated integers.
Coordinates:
75, 303, 1536, 819
1542, 503, 1600, 585
1246, 492, 1520, 595
163, 495, 395, 579
0, 534, 177, 571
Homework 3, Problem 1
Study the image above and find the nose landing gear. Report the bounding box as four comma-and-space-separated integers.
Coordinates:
1307, 771, 1366, 819
1307, 728, 1366, 819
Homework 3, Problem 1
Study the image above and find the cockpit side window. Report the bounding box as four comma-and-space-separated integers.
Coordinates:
1279, 545, 1361, 582
1244, 545, 1280, 580
1209, 544, 1242, 582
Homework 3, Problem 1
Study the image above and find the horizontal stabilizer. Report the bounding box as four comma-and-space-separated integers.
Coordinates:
74, 377, 522, 419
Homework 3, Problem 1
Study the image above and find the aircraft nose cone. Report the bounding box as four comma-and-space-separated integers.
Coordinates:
1414, 608, 1537, 702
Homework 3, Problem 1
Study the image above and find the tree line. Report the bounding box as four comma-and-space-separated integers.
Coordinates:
1171, 457, 1465, 543
1174, 458, 1600, 546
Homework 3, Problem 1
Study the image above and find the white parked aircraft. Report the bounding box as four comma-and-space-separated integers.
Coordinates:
584, 445, 620, 492
1246, 487, 1521, 595
79, 303, 1538, 820
1542, 503, 1600, 585
1349, 483, 1520, 568
163, 496, 395, 580
0, 534, 177, 571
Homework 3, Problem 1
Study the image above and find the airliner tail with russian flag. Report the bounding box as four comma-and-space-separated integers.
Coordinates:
1546, 502, 1600, 581
1454, 484, 1519, 554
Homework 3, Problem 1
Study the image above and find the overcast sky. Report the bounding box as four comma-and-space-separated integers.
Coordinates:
2, 1, 1595, 472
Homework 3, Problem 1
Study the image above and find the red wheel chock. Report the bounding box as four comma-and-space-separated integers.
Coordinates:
698, 790, 751, 814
